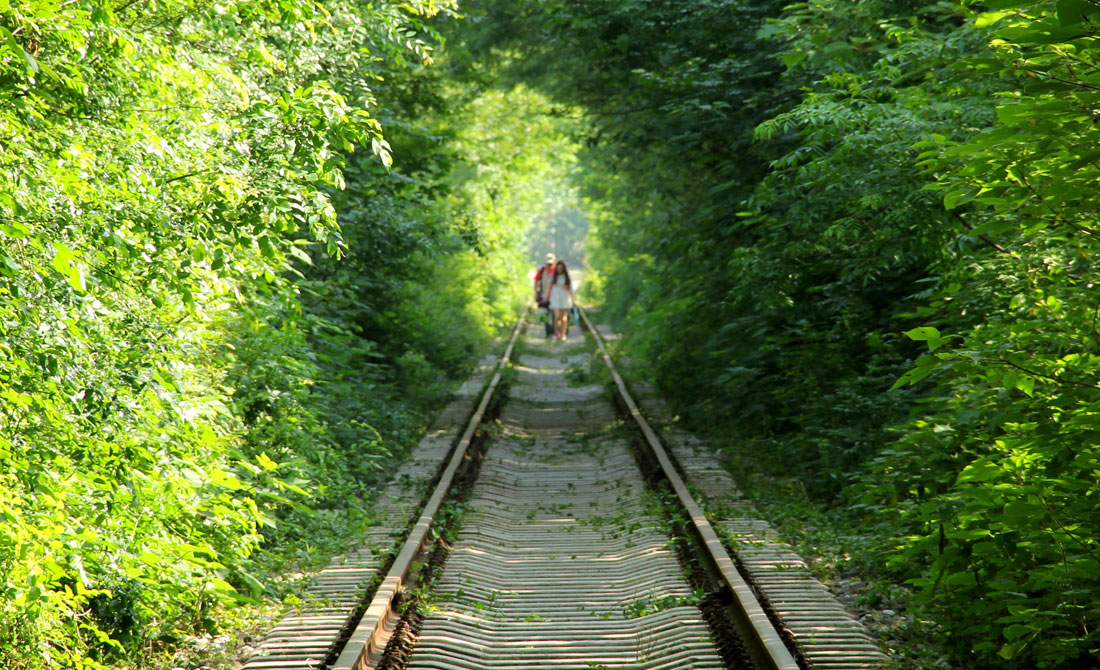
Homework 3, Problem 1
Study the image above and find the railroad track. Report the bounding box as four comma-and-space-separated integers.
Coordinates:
245, 311, 888, 670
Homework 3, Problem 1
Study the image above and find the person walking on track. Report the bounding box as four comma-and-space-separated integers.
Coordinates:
534, 253, 556, 338
547, 259, 574, 340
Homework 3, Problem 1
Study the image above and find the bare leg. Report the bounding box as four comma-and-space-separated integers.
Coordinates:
554, 309, 568, 338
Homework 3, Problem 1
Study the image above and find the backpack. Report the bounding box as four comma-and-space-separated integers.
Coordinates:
535, 266, 551, 307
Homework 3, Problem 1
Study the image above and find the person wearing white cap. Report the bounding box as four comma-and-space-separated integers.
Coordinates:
534, 253, 556, 338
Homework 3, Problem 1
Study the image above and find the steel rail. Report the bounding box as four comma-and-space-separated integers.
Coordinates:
330, 315, 526, 670
404, 324, 726, 670
578, 306, 800, 670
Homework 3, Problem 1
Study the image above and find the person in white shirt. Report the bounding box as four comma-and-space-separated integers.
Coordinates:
545, 259, 573, 340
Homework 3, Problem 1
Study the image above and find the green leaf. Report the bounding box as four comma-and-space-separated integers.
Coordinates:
0, 27, 39, 73
51, 242, 85, 291
945, 571, 978, 586
371, 137, 393, 168
904, 326, 943, 351
68, 265, 86, 292
983, 0, 1038, 8
0, 255, 20, 276
288, 245, 314, 266
891, 355, 939, 389
969, 219, 1015, 236
975, 11, 1011, 27
780, 51, 806, 68
51, 243, 74, 275
22, 48, 39, 73
1003, 623, 1035, 641
1016, 375, 1035, 396
237, 568, 265, 598
957, 458, 1003, 484
1056, 0, 1098, 26
256, 452, 280, 472
944, 188, 978, 210
0, 221, 31, 237
999, 642, 1022, 660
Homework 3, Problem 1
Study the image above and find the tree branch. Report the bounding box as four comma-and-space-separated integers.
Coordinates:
951, 210, 1011, 254
1020, 66, 1100, 93
158, 169, 211, 186
114, 0, 149, 12
997, 357, 1100, 390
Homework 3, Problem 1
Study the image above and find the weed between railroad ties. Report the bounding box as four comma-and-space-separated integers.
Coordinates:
620, 589, 706, 618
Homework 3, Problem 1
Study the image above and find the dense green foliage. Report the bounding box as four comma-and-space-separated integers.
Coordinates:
454, 0, 1100, 666
7, 0, 1100, 666
0, 0, 536, 667
881, 2, 1100, 663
